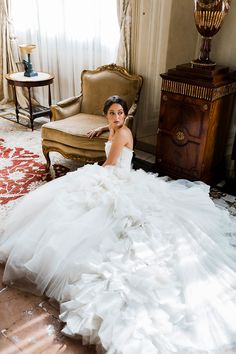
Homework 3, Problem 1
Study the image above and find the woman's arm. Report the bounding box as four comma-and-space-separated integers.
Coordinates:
103, 128, 130, 167
87, 125, 109, 139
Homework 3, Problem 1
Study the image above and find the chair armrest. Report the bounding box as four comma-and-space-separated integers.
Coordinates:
125, 114, 133, 130
128, 102, 137, 117
125, 102, 138, 130
50, 95, 82, 121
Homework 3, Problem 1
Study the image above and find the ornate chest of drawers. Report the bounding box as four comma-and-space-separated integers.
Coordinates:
156, 63, 236, 184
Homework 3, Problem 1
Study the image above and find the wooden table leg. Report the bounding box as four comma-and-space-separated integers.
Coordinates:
48, 85, 52, 120
12, 85, 19, 123
27, 87, 34, 131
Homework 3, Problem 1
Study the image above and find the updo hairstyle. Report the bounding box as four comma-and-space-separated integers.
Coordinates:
103, 95, 128, 116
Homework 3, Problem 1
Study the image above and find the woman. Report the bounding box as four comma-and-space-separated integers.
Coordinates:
1, 96, 236, 354
101, 95, 133, 167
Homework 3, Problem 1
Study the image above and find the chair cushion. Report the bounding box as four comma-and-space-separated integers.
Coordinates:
42, 113, 109, 151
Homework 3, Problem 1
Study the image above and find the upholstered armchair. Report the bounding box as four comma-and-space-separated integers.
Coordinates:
41, 64, 143, 168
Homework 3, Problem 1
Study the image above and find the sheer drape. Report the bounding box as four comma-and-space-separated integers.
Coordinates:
116, 0, 132, 71
132, 0, 173, 140
0, 0, 27, 107
10, 0, 120, 105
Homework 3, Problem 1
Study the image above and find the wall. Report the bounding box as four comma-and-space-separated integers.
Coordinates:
133, 0, 198, 146
211, 1, 236, 70
166, 0, 197, 70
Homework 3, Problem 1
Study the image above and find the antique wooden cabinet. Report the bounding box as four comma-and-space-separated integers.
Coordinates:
156, 63, 236, 185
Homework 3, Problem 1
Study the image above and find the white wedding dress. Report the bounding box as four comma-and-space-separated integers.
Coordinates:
1, 140, 236, 354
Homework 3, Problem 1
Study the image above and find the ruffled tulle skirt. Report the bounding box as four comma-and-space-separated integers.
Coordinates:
1, 164, 236, 354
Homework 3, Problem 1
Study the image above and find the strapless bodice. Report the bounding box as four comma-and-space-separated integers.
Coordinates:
105, 140, 133, 169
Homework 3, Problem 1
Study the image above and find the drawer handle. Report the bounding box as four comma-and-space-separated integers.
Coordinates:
176, 130, 185, 141
162, 95, 168, 101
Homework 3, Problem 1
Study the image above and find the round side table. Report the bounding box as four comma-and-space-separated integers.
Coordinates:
5, 72, 54, 131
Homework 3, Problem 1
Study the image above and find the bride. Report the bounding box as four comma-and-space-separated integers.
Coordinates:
1, 95, 236, 354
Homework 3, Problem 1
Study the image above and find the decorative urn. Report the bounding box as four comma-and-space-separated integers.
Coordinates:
192, 0, 231, 68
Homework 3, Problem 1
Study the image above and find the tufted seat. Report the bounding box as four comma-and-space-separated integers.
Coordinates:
41, 64, 143, 168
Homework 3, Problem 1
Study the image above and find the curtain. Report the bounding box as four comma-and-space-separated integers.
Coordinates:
10, 0, 120, 106
116, 0, 132, 71
132, 0, 173, 140
0, 0, 27, 107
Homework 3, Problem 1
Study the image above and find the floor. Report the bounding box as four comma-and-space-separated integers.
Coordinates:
0, 265, 96, 354
0, 111, 96, 353
1, 109, 236, 353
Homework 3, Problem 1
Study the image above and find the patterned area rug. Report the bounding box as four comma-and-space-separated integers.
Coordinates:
0, 110, 82, 229
0, 137, 70, 205
0, 109, 236, 229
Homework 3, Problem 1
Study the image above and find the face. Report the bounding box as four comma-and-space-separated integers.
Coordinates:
106, 103, 126, 130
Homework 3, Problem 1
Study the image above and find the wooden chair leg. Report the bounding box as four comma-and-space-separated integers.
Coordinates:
42, 146, 51, 170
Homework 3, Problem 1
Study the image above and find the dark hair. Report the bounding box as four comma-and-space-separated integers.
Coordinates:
103, 95, 128, 116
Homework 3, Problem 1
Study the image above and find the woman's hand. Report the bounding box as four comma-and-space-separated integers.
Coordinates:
87, 127, 104, 139
87, 125, 109, 139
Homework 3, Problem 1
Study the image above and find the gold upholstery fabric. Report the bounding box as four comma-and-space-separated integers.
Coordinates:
50, 96, 82, 121
81, 71, 141, 115
42, 114, 108, 151
41, 64, 143, 168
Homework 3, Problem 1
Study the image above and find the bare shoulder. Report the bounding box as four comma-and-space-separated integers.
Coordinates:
114, 126, 133, 148
115, 126, 132, 139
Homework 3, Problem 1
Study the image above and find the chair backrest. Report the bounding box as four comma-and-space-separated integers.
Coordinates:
80, 64, 143, 117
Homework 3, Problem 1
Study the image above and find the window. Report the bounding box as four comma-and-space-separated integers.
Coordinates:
11, 0, 120, 101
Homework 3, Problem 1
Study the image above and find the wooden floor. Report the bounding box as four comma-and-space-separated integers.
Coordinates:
1, 263, 236, 353
0, 265, 96, 354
